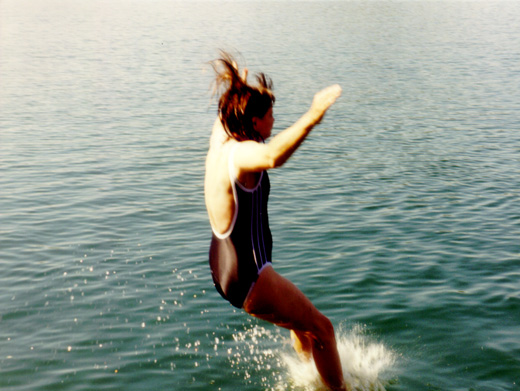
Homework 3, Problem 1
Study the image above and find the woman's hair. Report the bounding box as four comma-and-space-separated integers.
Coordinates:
211, 52, 275, 141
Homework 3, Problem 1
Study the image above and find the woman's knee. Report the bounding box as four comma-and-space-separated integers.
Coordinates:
309, 313, 336, 347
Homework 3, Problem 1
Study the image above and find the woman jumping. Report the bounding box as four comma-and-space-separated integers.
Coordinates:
204, 52, 345, 391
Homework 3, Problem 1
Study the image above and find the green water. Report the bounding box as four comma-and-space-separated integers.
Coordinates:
1, 0, 519, 390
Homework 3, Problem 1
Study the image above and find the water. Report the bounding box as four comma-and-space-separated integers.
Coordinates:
1, 0, 519, 390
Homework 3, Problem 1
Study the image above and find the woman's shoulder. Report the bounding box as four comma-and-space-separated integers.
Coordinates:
207, 123, 237, 171
210, 119, 233, 148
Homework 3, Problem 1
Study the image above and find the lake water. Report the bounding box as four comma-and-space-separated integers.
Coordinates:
1, 0, 519, 390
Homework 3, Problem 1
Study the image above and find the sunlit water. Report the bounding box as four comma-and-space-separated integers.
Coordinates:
1, 1, 519, 390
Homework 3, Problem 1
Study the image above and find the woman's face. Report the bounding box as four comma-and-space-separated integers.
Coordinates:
253, 107, 275, 139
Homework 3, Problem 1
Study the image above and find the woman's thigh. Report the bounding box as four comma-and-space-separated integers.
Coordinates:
243, 266, 324, 332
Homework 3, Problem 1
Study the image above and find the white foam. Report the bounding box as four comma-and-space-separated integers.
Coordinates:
280, 324, 397, 391
226, 323, 397, 390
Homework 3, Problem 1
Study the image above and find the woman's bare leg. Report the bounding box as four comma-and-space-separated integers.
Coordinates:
291, 330, 312, 361
243, 266, 346, 391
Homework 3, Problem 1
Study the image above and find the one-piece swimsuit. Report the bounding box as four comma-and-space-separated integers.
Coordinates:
209, 145, 272, 308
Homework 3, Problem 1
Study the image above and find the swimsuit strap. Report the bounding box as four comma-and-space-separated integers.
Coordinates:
229, 142, 263, 193
213, 142, 264, 239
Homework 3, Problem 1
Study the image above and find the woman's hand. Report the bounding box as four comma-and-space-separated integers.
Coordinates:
310, 84, 342, 123
233, 84, 342, 174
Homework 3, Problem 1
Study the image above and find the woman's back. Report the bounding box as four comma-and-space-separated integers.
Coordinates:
204, 119, 236, 236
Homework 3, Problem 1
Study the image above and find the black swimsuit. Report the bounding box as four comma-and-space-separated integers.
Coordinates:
209, 149, 272, 308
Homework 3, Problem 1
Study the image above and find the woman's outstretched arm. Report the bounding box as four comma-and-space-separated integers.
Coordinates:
233, 84, 342, 173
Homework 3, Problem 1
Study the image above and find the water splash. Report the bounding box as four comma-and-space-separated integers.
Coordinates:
225, 323, 396, 390
280, 324, 397, 391
226, 324, 286, 389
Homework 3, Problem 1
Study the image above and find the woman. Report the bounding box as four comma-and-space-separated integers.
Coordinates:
205, 52, 345, 391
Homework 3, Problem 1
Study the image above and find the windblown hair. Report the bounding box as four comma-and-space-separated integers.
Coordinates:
211, 52, 275, 141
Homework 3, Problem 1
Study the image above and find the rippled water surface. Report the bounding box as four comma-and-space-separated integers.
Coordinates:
1, 1, 519, 390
